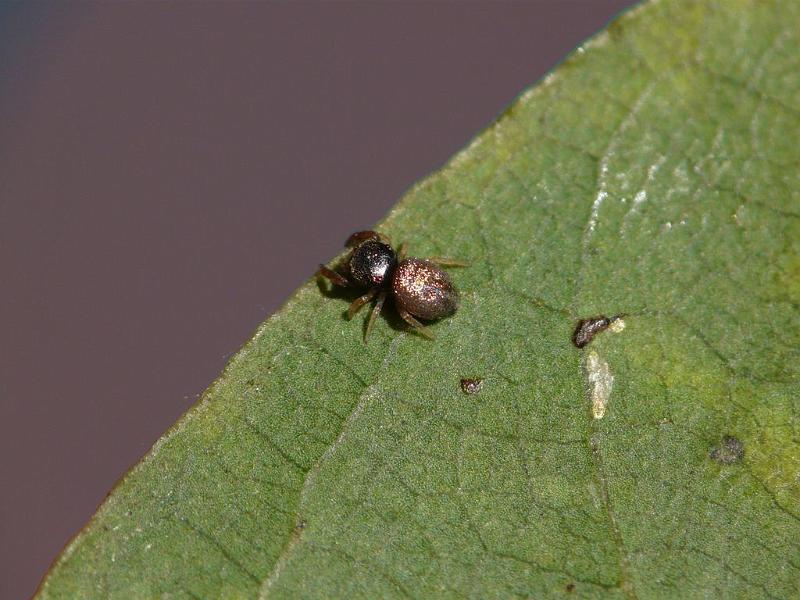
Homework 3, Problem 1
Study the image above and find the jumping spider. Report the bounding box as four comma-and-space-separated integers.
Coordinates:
317, 230, 465, 341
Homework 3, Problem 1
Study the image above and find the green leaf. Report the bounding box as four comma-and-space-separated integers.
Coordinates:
38, 0, 800, 598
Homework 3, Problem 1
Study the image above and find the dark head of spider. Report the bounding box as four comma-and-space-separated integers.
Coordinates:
317, 230, 463, 342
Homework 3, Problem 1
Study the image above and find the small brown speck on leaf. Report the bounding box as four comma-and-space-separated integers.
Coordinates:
460, 378, 484, 395
572, 315, 621, 348
566, 583, 575, 592
710, 435, 744, 465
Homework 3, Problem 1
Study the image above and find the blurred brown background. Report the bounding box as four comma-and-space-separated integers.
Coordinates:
0, 2, 637, 597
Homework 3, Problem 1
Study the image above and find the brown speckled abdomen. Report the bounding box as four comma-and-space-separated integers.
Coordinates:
391, 258, 459, 320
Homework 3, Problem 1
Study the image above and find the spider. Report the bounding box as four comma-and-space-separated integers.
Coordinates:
316, 230, 465, 341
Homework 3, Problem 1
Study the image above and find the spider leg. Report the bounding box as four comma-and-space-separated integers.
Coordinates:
317, 264, 351, 287
348, 288, 377, 319
364, 290, 387, 342
425, 257, 468, 267
397, 307, 435, 340
397, 242, 407, 261
346, 230, 391, 247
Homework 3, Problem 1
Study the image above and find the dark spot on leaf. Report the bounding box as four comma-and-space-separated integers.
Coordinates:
608, 19, 625, 38
572, 315, 621, 348
290, 519, 308, 543
566, 582, 575, 592
460, 378, 484, 394
710, 435, 744, 465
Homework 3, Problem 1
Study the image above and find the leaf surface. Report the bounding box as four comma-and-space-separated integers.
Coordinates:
38, 1, 800, 598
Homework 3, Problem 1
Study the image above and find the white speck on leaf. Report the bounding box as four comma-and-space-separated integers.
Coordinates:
585, 350, 613, 420
588, 190, 609, 236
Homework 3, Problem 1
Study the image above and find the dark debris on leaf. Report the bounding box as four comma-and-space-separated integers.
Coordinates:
460, 378, 484, 395
571, 315, 622, 348
710, 435, 744, 465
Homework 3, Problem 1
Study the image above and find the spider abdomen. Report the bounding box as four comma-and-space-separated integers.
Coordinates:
392, 258, 459, 320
